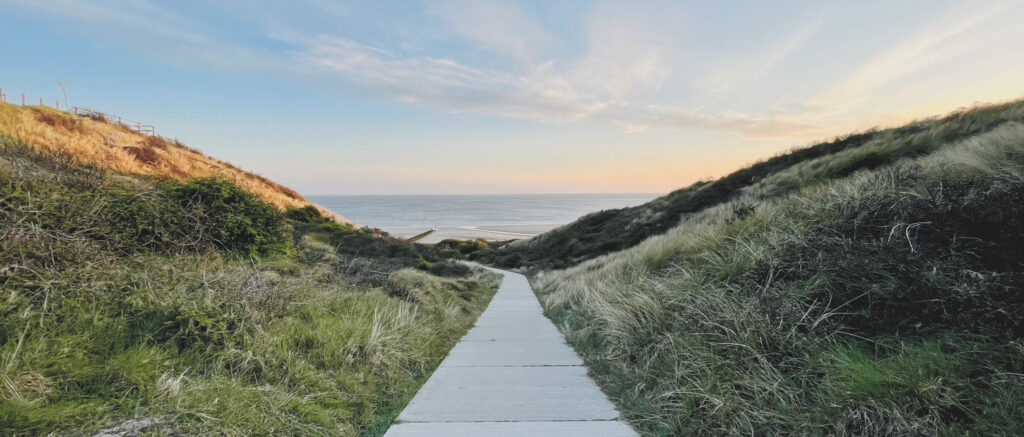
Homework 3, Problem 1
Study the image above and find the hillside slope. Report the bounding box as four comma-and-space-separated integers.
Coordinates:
479, 100, 1024, 270
531, 102, 1024, 434
0, 103, 506, 434
0, 131, 500, 435
0, 102, 352, 225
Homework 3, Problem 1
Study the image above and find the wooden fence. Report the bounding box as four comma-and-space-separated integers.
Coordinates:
0, 87, 156, 136
72, 106, 156, 136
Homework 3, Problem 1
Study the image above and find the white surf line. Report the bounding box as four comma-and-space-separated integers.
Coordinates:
383, 269, 637, 437
458, 226, 540, 237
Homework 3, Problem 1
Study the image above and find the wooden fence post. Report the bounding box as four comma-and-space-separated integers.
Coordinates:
22, 93, 26, 105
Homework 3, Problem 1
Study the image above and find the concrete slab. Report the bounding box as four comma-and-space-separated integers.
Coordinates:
441, 339, 583, 367
384, 421, 638, 437
396, 366, 620, 422
477, 306, 543, 313
460, 324, 564, 342
471, 314, 553, 327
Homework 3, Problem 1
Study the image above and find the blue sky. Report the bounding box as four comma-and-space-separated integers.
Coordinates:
2, 0, 1023, 194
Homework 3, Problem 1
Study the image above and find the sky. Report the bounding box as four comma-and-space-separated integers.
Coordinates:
1, 0, 1023, 195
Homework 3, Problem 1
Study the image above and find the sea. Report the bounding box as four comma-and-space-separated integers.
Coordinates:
308, 193, 662, 228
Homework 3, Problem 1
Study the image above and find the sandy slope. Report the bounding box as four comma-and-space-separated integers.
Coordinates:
0, 103, 353, 225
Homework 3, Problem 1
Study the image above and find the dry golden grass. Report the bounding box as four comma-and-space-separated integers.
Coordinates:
0, 103, 353, 225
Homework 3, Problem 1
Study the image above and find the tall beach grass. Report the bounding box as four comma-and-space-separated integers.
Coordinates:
533, 114, 1024, 435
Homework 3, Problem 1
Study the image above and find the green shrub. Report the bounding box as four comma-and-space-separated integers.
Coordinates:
159, 178, 288, 257
285, 205, 329, 224
1, 137, 292, 264
437, 239, 489, 256
103, 188, 190, 252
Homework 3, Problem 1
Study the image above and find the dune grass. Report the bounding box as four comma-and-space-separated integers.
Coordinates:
532, 116, 1024, 434
0, 134, 500, 435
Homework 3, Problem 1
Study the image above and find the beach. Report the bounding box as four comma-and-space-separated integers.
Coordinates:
308, 193, 660, 244
384, 224, 561, 243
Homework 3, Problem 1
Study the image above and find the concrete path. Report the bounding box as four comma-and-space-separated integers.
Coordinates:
384, 270, 637, 437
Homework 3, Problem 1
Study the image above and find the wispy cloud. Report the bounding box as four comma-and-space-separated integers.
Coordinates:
302, 35, 607, 121
428, 0, 556, 64
605, 105, 821, 136
805, 0, 1021, 118
3, 0, 206, 42
6, 0, 816, 136
294, 1, 819, 136
697, 16, 825, 93
1, 0, 296, 73
300, 34, 815, 136
4, 0, 1022, 139
566, 2, 673, 99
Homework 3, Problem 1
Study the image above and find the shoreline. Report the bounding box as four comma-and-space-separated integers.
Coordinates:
383, 224, 561, 244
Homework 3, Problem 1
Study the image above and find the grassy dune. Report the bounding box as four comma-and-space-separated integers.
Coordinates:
0, 134, 499, 435
481, 100, 1024, 270
532, 103, 1024, 434
0, 102, 351, 225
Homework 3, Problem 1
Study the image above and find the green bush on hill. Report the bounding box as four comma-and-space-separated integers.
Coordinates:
435, 238, 489, 260
160, 177, 289, 256
0, 135, 291, 261
284, 204, 330, 224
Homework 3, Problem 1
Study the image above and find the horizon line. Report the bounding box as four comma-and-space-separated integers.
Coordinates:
305, 192, 667, 197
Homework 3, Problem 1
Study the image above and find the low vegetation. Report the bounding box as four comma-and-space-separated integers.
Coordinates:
435, 238, 490, 260
288, 208, 479, 284
479, 100, 1024, 270
0, 133, 500, 435
532, 103, 1024, 434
